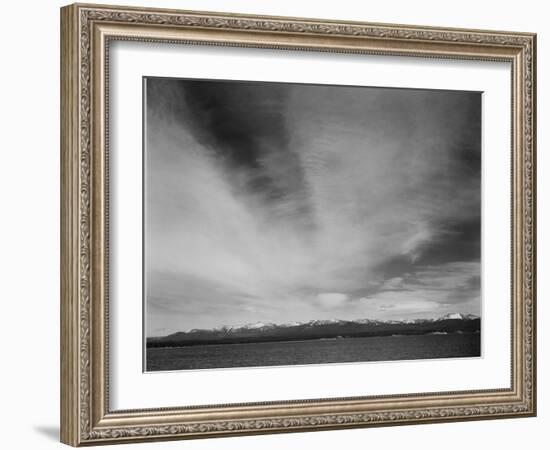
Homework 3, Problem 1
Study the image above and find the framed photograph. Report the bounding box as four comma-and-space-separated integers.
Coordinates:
60, 3, 537, 446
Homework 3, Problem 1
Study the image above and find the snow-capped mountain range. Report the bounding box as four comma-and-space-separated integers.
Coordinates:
183, 313, 479, 334
147, 313, 480, 346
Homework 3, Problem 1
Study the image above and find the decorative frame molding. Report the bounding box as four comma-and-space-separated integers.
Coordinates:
60, 3, 536, 446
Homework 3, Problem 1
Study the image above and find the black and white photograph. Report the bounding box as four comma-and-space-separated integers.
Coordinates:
144, 77, 482, 372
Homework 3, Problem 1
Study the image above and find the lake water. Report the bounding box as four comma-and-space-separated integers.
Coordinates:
146, 333, 480, 371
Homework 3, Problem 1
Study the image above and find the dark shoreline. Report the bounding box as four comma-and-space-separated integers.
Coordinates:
147, 330, 480, 349
147, 318, 480, 349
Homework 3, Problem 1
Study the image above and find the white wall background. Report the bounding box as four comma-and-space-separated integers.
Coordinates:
0, 0, 546, 449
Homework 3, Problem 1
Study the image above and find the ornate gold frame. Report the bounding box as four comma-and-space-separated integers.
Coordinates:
60, 3, 536, 446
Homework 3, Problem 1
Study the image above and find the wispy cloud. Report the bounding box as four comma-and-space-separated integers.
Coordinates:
145, 79, 481, 335
359, 261, 481, 319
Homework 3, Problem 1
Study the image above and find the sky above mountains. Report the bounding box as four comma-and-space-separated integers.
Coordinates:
145, 77, 481, 337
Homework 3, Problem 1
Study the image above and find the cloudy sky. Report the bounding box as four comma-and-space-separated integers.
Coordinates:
145, 77, 481, 337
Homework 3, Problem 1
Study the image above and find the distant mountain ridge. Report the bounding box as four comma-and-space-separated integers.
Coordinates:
204, 313, 479, 333
147, 313, 480, 348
